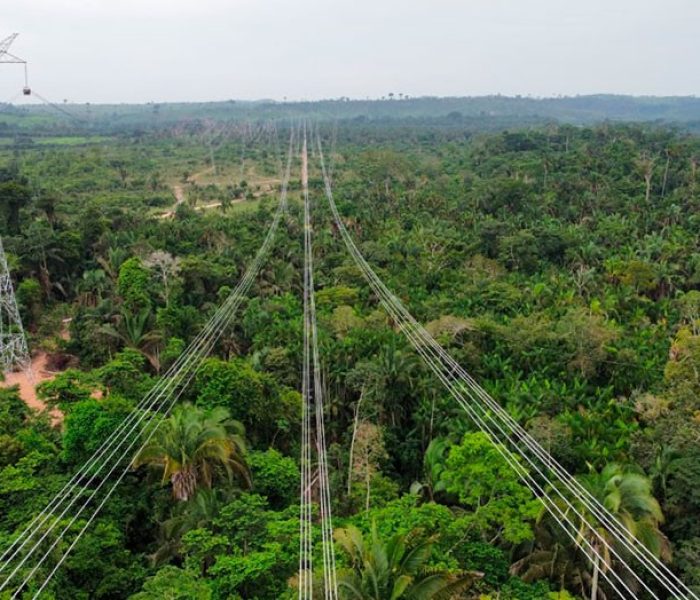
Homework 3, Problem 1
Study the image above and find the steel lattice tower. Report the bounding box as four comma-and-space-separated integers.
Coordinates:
0, 236, 30, 372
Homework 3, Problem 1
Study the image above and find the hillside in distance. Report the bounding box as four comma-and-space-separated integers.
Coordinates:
2, 94, 700, 135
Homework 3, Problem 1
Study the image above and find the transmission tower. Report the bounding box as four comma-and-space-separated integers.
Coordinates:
0, 32, 31, 95
0, 237, 30, 372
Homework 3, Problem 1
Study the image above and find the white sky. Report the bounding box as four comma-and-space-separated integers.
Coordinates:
2, 0, 699, 104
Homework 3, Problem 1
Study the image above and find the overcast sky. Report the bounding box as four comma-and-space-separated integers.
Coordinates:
2, 0, 699, 104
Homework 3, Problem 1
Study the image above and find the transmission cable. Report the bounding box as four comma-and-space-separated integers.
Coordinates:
315, 132, 697, 600
20, 127, 295, 600
0, 120, 287, 574
299, 122, 338, 600
315, 136, 635, 598
0, 118, 284, 572
1, 125, 295, 599
316, 142, 674, 599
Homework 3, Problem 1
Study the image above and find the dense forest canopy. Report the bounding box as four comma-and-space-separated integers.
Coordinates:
0, 107, 699, 599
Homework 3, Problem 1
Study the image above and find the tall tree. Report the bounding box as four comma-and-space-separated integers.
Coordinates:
135, 404, 250, 501
0, 180, 30, 234
334, 523, 481, 599
517, 464, 670, 600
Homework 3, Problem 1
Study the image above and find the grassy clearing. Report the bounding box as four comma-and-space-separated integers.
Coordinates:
34, 136, 112, 146
0, 135, 112, 147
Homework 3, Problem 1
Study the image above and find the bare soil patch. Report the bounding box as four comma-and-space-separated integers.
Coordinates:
2, 351, 64, 426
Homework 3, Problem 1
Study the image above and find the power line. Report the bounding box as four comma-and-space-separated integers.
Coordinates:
0, 124, 295, 599
0, 122, 281, 575
30, 91, 86, 123
299, 120, 314, 600
24, 127, 295, 600
0, 119, 287, 577
299, 121, 338, 600
315, 130, 697, 600
316, 140, 637, 596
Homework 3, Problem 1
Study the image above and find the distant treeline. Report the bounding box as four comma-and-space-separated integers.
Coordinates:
1, 94, 700, 136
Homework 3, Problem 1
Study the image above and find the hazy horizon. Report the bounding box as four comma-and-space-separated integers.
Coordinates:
2, 0, 699, 105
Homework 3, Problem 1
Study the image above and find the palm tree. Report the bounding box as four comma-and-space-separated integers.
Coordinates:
579, 464, 670, 600
153, 487, 237, 567
97, 246, 130, 282
649, 445, 681, 500
257, 258, 296, 297
514, 464, 669, 600
334, 524, 481, 599
134, 403, 250, 501
410, 438, 448, 501
511, 518, 591, 597
99, 307, 163, 370
76, 269, 110, 307
372, 337, 419, 427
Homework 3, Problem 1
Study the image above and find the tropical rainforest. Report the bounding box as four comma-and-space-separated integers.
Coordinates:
0, 99, 699, 599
